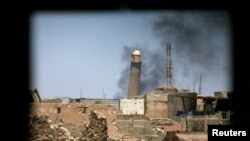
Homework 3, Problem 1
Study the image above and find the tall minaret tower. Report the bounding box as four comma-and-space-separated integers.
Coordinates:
128, 49, 141, 99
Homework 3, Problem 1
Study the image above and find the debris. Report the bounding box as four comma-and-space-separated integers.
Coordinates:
79, 111, 108, 141
29, 115, 73, 141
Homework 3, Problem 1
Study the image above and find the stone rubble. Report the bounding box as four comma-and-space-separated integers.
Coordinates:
28, 115, 74, 141
79, 111, 108, 141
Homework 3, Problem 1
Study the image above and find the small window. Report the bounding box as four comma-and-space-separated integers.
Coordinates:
57, 107, 61, 114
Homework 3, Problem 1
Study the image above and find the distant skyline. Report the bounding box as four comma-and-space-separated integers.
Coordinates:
30, 11, 232, 99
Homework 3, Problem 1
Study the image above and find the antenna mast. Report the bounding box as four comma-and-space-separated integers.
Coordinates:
199, 73, 202, 95
166, 42, 173, 86
80, 88, 82, 98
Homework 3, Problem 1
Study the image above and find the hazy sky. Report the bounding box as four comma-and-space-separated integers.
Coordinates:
30, 11, 232, 99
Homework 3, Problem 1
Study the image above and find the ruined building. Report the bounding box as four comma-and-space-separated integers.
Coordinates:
28, 45, 233, 141
128, 49, 141, 99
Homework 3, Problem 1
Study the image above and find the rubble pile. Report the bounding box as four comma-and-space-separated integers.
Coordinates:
29, 115, 72, 141
63, 123, 84, 138
79, 111, 108, 141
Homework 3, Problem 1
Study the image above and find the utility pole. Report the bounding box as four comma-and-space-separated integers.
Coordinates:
80, 88, 82, 98
193, 81, 195, 93
199, 73, 202, 95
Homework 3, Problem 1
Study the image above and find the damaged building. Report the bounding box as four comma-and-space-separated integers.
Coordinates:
29, 49, 233, 141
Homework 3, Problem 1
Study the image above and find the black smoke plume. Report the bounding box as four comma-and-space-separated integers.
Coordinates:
115, 11, 232, 98
114, 46, 165, 99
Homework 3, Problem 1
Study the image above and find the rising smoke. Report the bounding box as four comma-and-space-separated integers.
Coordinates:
115, 46, 165, 99
115, 11, 232, 98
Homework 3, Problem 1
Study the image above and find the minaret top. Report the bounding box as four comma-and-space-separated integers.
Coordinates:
132, 49, 141, 56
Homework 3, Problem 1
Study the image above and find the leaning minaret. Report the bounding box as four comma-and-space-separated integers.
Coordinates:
128, 49, 141, 99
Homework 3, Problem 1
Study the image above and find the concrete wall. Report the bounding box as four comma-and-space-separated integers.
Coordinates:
168, 93, 197, 122
180, 115, 220, 132
145, 94, 168, 119
120, 99, 144, 115
80, 99, 120, 111
143, 92, 197, 121
168, 100, 179, 121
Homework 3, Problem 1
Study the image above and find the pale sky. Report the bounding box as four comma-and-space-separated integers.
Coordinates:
30, 11, 232, 99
